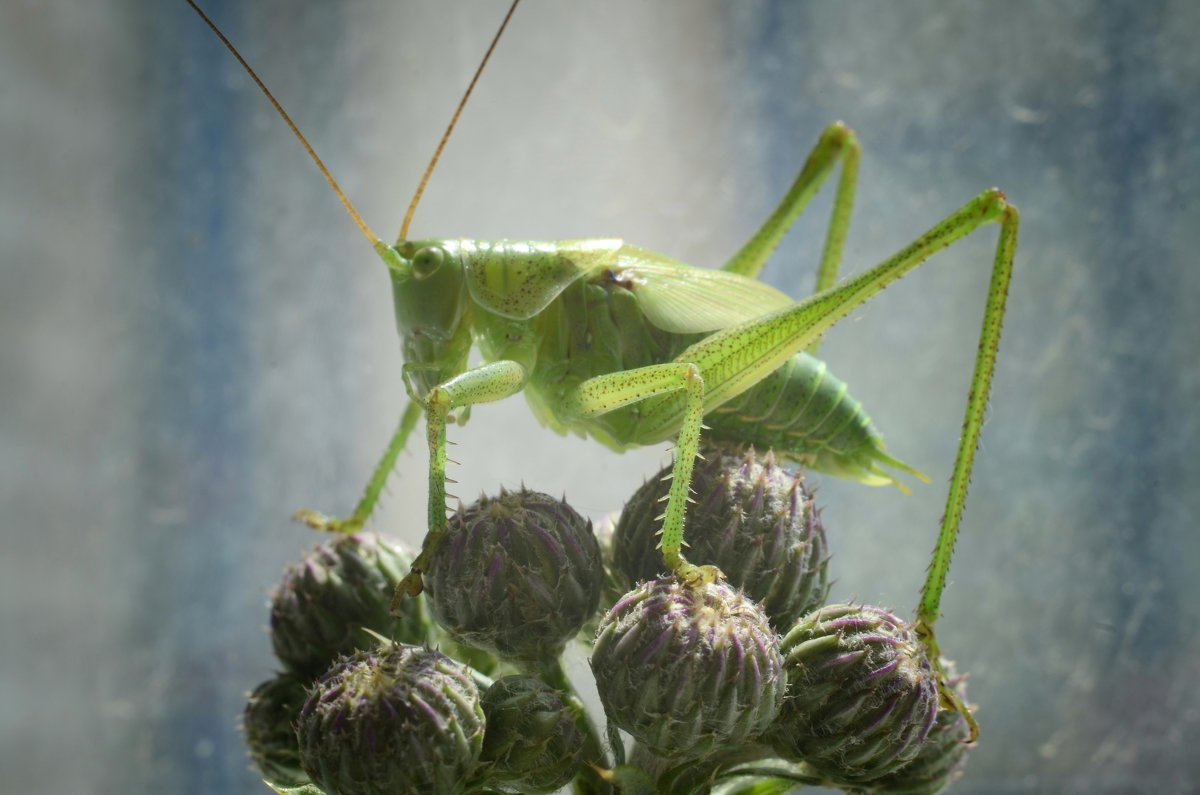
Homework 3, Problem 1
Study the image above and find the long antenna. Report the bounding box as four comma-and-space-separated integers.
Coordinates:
397, 0, 521, 244
185, 0, 382, 247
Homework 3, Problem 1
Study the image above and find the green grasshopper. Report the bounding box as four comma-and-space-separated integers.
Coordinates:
188, 1, 1017, 735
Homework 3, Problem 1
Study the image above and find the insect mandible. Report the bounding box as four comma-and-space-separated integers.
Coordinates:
187, 1, 1018, 735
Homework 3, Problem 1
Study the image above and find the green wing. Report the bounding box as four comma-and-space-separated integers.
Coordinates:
463, 238, 622, 320
615, 244, 795, 333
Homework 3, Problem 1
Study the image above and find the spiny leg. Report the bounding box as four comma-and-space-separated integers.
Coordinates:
722, 122, 859, 336
393, 360, 528, 604
563, 362, 718, 586
295, 399, 423, 533
913, 202, 1019, 743
721, 122, 860, 355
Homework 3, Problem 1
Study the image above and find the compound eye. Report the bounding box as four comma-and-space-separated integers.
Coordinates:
412, 246, 445, 279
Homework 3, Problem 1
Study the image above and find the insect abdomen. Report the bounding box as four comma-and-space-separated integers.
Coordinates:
705, 352, 922, 488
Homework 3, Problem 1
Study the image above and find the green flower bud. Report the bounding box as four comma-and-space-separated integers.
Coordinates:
270, 532, 428, 680
479, 675, 584, 793
614, 445, 829, 629
863, 659, 972, 795
297, 644, 485, 795
242, 674, 309, 787
772, 604, 939, 785
591, 578, 785, 760
426, 489, 603, 665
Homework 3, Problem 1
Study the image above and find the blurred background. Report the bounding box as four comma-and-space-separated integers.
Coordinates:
3, 1, 1198, 792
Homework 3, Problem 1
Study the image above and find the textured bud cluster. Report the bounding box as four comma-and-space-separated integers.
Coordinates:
241, 674, 309, 788
297, 645, 485, 795
238, 447, 976, 793
862, 658, 973, 794
269, 532, 427, 679
614, 445, 829, 628
772, 603, 940, 784
479, 675, 584, 793
591, 577, 786, 759
425, 488, 603, 665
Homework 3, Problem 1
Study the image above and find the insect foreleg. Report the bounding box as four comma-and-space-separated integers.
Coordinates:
563, 362, 719, 586
722, 122, 860, 309
395, 359, 528, 602
295, 400, 423, 533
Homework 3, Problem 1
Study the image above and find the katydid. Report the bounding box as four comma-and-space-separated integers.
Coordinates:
187, 0, 1017, 738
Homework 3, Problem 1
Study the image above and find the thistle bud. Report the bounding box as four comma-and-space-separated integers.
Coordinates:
296, 644, 484, 795
614, 445, 829, 629
242, 674, 309, 787
772, 604, 938, 785
591, 578, 785, 760
269, 532, 428, 680
479, 675, 584, 793
426, 489, 603, 665
864, 659, 972, 794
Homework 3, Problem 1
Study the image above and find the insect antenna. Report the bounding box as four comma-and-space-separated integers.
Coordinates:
184, 0, 382, 246
397, 0, 521, 244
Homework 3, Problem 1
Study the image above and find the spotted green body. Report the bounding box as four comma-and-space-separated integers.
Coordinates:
447, 240, 909, 486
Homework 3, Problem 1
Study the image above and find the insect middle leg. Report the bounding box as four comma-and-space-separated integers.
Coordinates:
295, 400, 423, 533
563, 362, 718, 586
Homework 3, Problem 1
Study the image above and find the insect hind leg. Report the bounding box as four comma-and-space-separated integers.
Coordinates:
725, 124, 857, 282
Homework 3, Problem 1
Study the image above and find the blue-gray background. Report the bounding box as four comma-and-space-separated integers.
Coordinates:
3, 2, 1198, 793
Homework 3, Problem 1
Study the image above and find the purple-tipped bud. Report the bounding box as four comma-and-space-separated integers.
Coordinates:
772, 604, 939, 785
591, 578, 785, 760
864, 658, 973, 794
241, 674, 309, 787
426, 489, 603, 665
296, 644, 484, 795
479, 675, 584, 793
269, 532, 427, 680
614, 445, 829, 629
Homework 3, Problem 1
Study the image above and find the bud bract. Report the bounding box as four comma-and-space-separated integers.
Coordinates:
269, 532, 427, 679
296, 644, 484, 795
614, 445, 829, 629
862, 658, 973, 794
479, 675, 584, 793
772, 604, 939, 784
242, 673, 309, 787
591, 578, 785, 760
426, 489, 603, 665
